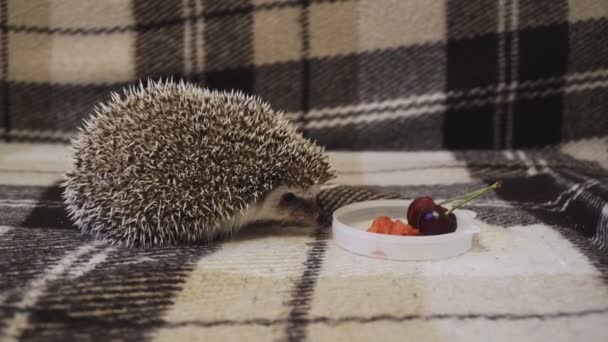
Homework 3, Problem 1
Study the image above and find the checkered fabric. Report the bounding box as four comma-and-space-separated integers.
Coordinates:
0, 0, 606, 148
1, 140, 608, 341
1, 0, 608, 341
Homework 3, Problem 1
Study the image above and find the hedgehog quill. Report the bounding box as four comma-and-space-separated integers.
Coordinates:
63, 80, 335, 247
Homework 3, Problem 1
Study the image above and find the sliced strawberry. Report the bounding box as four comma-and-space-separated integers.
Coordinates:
368, 216, 394, 234
389, 220, 408, 235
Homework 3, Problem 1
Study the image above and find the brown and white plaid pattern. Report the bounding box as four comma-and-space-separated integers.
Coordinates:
1, 0, 608, 340
0, 0, 606, 148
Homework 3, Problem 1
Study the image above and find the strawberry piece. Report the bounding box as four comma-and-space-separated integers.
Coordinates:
389, 220, 408, 235
368, 216, 394, 234
405, 225, 421, 236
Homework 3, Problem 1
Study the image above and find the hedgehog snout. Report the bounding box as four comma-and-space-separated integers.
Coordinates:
252, 185, 323, 227
284, 197, 322, 226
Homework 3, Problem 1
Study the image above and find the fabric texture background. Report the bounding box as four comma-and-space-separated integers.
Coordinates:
0, 0, 606, 148
1, 0, 608, 341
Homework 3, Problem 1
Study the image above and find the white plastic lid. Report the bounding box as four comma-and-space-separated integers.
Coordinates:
332, 199, 480, 261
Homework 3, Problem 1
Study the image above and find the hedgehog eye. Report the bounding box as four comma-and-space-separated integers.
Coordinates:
281, 192, 296, 204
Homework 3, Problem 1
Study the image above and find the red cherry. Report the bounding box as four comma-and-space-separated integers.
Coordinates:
407, 196, 436, 227
417, 206, 457, 235
406, 181, 502, 233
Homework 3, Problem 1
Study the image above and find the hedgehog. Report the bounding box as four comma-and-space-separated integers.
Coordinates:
63, 80, 335, 247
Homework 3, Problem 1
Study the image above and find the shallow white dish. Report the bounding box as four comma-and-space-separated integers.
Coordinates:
332, 199, 480, 261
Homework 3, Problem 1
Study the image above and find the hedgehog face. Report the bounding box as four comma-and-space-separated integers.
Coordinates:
225, 185, 322, 229
259, 185, 322, 226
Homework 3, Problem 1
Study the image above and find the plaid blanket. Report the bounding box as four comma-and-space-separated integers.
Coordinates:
1, 0, 608, 340
1, 141, 608, 341
1, 0, 606, 148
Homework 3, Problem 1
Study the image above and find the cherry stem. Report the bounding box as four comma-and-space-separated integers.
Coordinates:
446, 181, 502, 214
438, 188, 487, 206
438, 181, 502, 206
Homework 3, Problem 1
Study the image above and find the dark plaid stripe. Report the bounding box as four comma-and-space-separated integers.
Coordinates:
186, 0, 203, 84
7, 82, 126, 137
0, 0, 8, 140
254, 61, 303, 113
284, 224, 327, 341
311, 43, 446, 109
307, 109, 445, 150
7, 306, 605, 333
203, 1, 254, 72
519, 0, 568, 28
128, 306, 608, 328
0, 184, 72, 229
569, 18, 608, 73
513, 23, 569, 147
134, 0, 185, 78
0, 205, 69, 229
495, 0, 514, 149
0, 184, 64, 201
563, 84, 608, 141
297, 0, 311, 136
